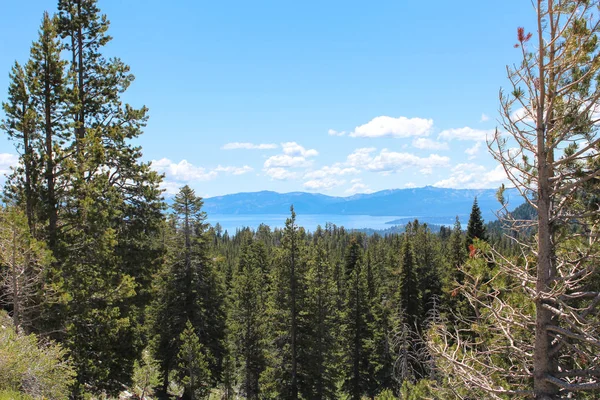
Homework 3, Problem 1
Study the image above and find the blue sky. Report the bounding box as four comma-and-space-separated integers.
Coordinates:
0, 0, 532, 197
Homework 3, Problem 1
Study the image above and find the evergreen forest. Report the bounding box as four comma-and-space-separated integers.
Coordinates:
1, 1, 600, 399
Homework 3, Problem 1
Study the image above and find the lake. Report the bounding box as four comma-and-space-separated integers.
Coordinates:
206, 214, 444, 233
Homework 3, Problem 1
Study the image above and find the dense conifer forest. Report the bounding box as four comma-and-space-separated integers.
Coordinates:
1, 0, 600, 399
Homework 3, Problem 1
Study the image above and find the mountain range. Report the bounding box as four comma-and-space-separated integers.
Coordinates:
199, 187, 525, 223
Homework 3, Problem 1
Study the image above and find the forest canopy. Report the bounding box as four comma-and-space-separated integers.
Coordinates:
1, 0, 600, 399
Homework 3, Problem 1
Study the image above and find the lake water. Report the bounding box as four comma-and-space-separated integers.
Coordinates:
206, 214, 414, 233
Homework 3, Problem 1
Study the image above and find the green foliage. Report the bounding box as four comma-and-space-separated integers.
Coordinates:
0, 390, 34, 400
131, 348, 161, 399
341, 236, 372, 400
0, 311, 75, 399
399, 379, 437, 399
397, 237, 419, 327
466, 197, 487, 248
260, 206, 308, 399
2, 1, 165, 395
302, 235, 341, 399
149, 186, 225, 396
227, 240, 268, 399
177, 321, 211, 400
374, 389, 397, 400
0, 206, 54, 332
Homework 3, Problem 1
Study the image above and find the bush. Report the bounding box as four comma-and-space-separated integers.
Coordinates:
0, 311, 75, 399
0, 390, 34, 400
375, 389, 398, 399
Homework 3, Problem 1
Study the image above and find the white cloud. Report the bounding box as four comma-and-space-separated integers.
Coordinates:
412, 138, 449, 150
160, 180, 185, 195
510, 107, 535, 124
345, 179, 373, 195
0, 153, 18, 166
465, 142, 482, 159
349, 116, 433, 138
404, 182, 417, 188
214, 165, 254, 175
328, 129, 346, 136
480, 113, 489, 122
152, 158, 218, 182
281, 142, 318, 157
261, 142, 318, 180
222, 142, 278, 150
438, 127, 494, 142
151, 158, 253, 194
433, 163, 508, 189
264, 154, 312, 168
304, 165, 360, 179
304, 177, 346, 191
346, 147, 449, 174
365, 149, 450, 173
303, 164, 360, 192
0, 153, 19, 177
585, 102, 600, 122
346, 147, 377, 167
264, 167, 298, 180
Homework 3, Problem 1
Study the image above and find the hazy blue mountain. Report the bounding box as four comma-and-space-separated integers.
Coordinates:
196, 186, 525, 222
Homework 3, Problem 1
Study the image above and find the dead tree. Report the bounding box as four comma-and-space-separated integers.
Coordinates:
430, 1, 600, 398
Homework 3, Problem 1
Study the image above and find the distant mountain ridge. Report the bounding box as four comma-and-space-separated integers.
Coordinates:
199, 186, 525, 223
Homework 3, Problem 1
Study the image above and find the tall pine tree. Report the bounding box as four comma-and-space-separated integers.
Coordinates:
466, 197, 487, 249
149, 186, 225, 395
302, 235, 340, 400
341, 236, 371, 400
261, 206, 308, 399
2, 2, 166, 392
227, 239, 268, 399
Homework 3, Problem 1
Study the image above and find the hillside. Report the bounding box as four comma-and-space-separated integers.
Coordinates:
201, 186, 525, 222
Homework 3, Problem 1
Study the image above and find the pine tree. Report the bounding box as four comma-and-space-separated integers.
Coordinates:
26, 11, 68, 249
302, 236, 340, 400
364, 248, 395, 397
441, 217, 469, 323
466, 197, 487, 249
432, 1, 600, 397
447, 216, 466, 272
131, 347, 162, 400
0, 206, 53, 332
228, 240, 268, 399
397, 237, 419, 328
177, 320, 211, 400
1, 61, 41, 235
19, 1, 167, 393
261, 206, 308, 399
341, 236, 370, 400
409, 221, 442, 323
150, 186, 225, 394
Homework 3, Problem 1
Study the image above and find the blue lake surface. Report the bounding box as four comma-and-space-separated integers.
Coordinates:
206, 214, 440, 233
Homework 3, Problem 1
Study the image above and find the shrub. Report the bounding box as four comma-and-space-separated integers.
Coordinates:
0, 311, 75, 399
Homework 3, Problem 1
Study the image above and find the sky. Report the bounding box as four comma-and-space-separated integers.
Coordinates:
0, 0, 534, 197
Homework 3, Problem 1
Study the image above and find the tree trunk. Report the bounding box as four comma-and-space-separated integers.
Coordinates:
533, 2, 558, 397
43, 36, 57, 250
22, 99, 35, 236
76, 0, 85, 144
11, 223, 20, 331
353, 269, 360, 400
534, 155, 557, 399
290, 223, 298, 400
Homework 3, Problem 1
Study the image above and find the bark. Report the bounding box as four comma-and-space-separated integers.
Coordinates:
43, 31, 57, 249
353, 269, 360, 400
533, 2, 558, 398
22, 98, 35, 236
11, 223, 20, 331
290, 220, 298, 400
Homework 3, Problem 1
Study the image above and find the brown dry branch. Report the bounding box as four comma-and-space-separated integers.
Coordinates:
431, 1, 600, 398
